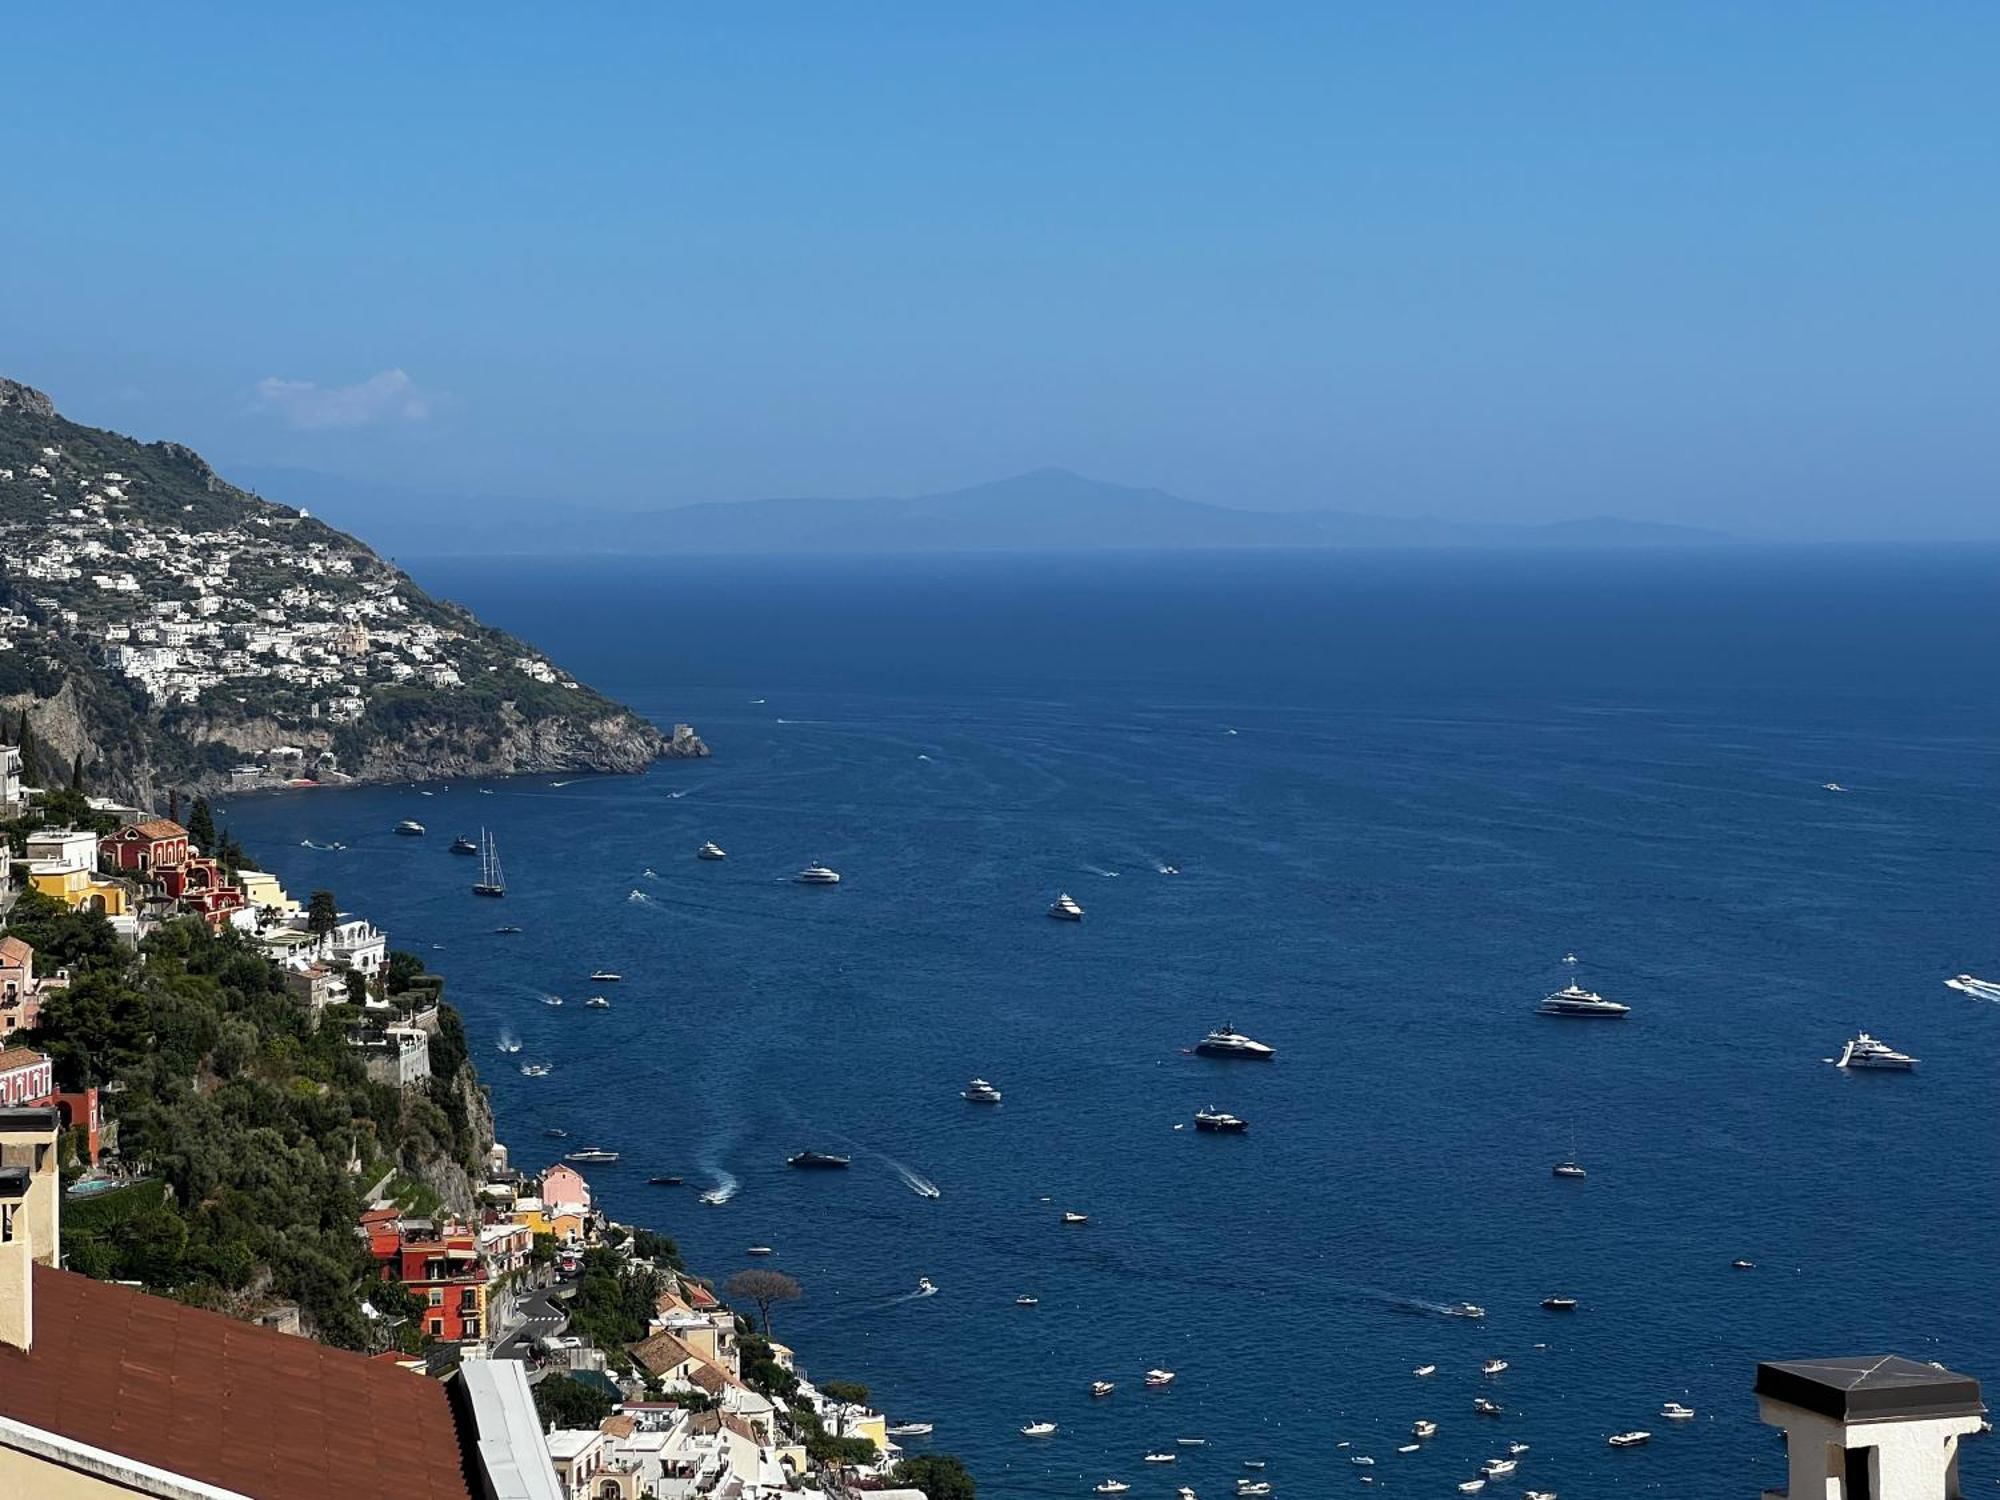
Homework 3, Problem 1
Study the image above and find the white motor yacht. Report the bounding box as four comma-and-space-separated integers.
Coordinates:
584, 995, 610, 1008
962, 1077, 1003, 1103
1048, 891, 1085, 921
589, 969, 622, 982
1482, 1359, 1509, 1376
1193, 1108, 1248, 1133
1608, 1430, 1651, 1447
1063, 1211, 1089, 1225
1507, 1442, 1529, 1455
1194, 1024, 1275, 1059
1146, 1368, 1177, 1386
886, 1422, 933, 1437
796, 862, 842, 885
1019, 1421, 1057, 1438
1446, 1302, 1487, 1319
1661, 1402, 1695, 1420
1145, 1451, 1178, 1463
1482, 1458, 1517, 1477
1835, 1032, 1917, 1069
1090, 1381, 1116, 1397
1015, 1294, 1039, 1306
1412, 1420, 1438, 1438
1094, 1482, 1129, 1496
697, 841, 727, 860
1537, 981, 1630, 1017
395, 819, 426, 836
1236, 1486, 1270, 1498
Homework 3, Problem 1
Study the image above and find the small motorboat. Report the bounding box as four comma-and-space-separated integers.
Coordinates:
589, 969, 622, 982
564, 1147, 619, 1164
1063, 1211, 1089, 1225
395, 819, 426, 836
1145, 1452, 1178, 1464
1608, 1430, 1651, 1447
1473, 1398, 1503, 1416
1823, 781, 1847, 792
1661, 1402, 1696, 1420
1177, 1489, 1197, 1500
1457, 1483, 1486, 1496
1507, 1442, 1529, 1455
449, 835, 478, 854
1350, 1454, 1374, 1466
917, 1278, 936, 1296
648, 1175, 685, 1186
697, 841, 727, 860
1090, 1381, 1116, 1397
795, 862, 842, 885
1481, 1458, 1518, 1477
1413, 1365, 1438, 1378
1525, 1492, 1558, 1500
1095, 1484, 1130, 1497
1398, 1443, 1420, 1453
1482, 1359, 1509, 1376
584, 995, 610, 1008
1553, 1159, 1588, 1179
1732, 1258, 1757, 1270
542, 995, 564, 1007
1145, 1368, 1176, 1387
746, 1246, 775, 1256
1193, 1108, 1248, 1133
1015, 1295, 1039, 1307
962, 1077, 1003, 1103
1017, 1420, 1056, 1437
544, 1127, 569, 1138
1446, 1302, 1487, 1319
1411, 1420, 1438, 1439
1541, 1296, 1578, 1310
787, 1150, 852, 1170
1236, 1485, 1271, 1498
519, 1063, 551, 1077
493, 924, 523, 934
497, 1039, 522, 1054
886, 1422, 933, 1437
1048, 891, 1085, 921
1176, 1437, 1207, 1446
1241, 1461, 1266, 1470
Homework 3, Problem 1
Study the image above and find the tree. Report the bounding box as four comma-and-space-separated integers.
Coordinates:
16, 712, 38, 786
168, 788, 181, 825
344, 970, 369, 1007
307, 889, 339, 939
533, 1374, 615, 1430
893, 1455, 977, 1500
819, 1379, 871, 1406
69, 750, 84, 791
187, 795, 217, 851
726, 1268, 801, 1340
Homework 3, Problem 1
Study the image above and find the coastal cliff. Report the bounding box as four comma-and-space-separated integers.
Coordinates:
0, 376, 705, 803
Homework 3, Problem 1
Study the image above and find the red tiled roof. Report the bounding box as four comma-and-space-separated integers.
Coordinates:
0, 1265, 476, 1500
0, 1046, 49, 1073
0, 935, 31, 966
124, 818, 188, 840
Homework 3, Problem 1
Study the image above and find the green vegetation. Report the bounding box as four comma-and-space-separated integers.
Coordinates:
818, 1379, 871, 1406
15, 887, 485, 1349
563, 1246, 665, 1358
892, 1454, 978, 1500
533, 1374, 616, 1430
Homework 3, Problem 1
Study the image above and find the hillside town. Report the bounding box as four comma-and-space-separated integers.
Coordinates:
0, 747, 953, 1500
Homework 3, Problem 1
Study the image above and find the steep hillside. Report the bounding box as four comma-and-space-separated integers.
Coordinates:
0, 378, 701, 802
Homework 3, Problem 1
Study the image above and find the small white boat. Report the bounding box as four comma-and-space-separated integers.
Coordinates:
1411, 1420, 1438, 1438
395, 819, 426, 836
962, 1077, 1003, 1103
1048, 891, 1085, 921
746, 1245, 775, 1256
1608, 1430, 1651, 1447
696, 841, 727, 860
1482, 1458, 1518, 1477
1457, 1483, 1486, 1495
498, 1039, 522, 1054
1482, 1359, 1509, 1376
1446, 1302, 1487, 1319
1063, 1211, 1089, 1225
1177, 1490, 1197, 1500
917, 1277, 936, 1296
1835, 1032, 1917, 1069
795, 862, 842, 885
1823, 781, 1847, 792
1732, 1257, 1756, 1270
1413, 1365, 1438, 1378
1145, 1368, 1177, 1386
1095, 1482, 1129, 1496
1507, 1442, 1530, 1455
1236, 1486, 1270, 1498
1661, 1402, 1695, 1420
588, 969, 622, 982
1350, 1454, 1374, 1466
519, 1063, 551, 1077
1524, 1492, 1558, 1500
1090, 1381, 1116, 1397
1020, 1421, 1057, 1438
1553, 1159, 1588, 1179
1015, 1294, 1039, 1307
1397, 1443, 1420, 1453
886, 1422, 934, 1436
1473, 1398, 1503, 1416
1145, 1452, 1178, 1463
1176, 1436, 1207, 1446
542, 995, 564, 1007
584, 995, 610, 1008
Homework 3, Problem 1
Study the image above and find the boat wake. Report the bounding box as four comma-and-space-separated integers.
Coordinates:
300, 839, 344, 851
698, 1170, 740, 1206
1946, 974, 2000, 1002
495, 1029, 520, 1053
893, 1164, 942, 1200
627, 889, 654, 905
1082, 864, 1121, 879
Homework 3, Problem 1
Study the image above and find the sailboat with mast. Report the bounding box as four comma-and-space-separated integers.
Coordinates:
473, 828, 506, 897
1553, 1121, 1587, 1178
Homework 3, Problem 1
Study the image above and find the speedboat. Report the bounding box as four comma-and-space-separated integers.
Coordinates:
1019, 1421, 1057, 1438
1412, 1420, 1438, 1438
1541, 1296, 1578, 1310
1063, 1211, 1089, 1225
1473, 1398, 1503, 1416
1731, 1258, 1756, 1270
1482, 1459, 1517, 1477
1241, 1461, 1266, 1470
1145, 1452, 1178, 1463
1457, 1483, 1486, 1495
584, 995, 610, 1008
1398, 1443, 1420, 1453
1482, 1359, 1509, 1376
696, 841, 727, 860
564, 1147, 619, 1163
887, 1422, 933, 1437
1608, 1430, 1651, 1447
493, 924, 524, 934
1145, 1368, 1177, 1386
796, 862, 842, 885
544, 1127, 568, 1138
394, 819, 426, 837
542, 995, 564, 1007
1446, 1302, 1487, 1319
519, 1063, 551, 1077
1194, 1108, 1248, 1133
1090, 1381, 1116, 1397
1177, 1489, 1198, 1500
1194, 1024, 1275, 1059
1507, 1442, 1529, 1456
787, 1150, 852, 1169
1095, 1484, 1129, 1497
1946, 973, 2000, 999
962, 1077, 1003, 1103
498, 1039, 522, 1054
1015, 1294, 1039, 1306
1048, 891, 1085, 921
1553, 1158, 1587, 1178
917, 1278, 936, 1295
589, 969, 622, 982
1350, 1455, 1374, 1466
1661, 1402, 1695, 1420
648, 1175, 684, 1186
449, 835, 477, 854
746, 1246, 775, 1256
1823, 781, 1847, 792
1413, 1366, 1437, 1379
1537, 981, 1630, 1017
1835, 1032, 1917, 1069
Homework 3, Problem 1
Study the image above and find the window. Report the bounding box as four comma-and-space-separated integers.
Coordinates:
428, 1289, 443, 1306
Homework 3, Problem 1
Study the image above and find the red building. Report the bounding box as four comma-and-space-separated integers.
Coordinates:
365, 1219, 490, 1343
99, 818, 190, 875
159, 856, 247, 929
0, 1047, 53, 1107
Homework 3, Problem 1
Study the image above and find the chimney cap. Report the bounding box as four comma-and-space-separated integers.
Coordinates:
1756, 1355, 1984, 1424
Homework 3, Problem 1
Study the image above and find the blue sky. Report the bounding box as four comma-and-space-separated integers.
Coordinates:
5, 4, 1997, 537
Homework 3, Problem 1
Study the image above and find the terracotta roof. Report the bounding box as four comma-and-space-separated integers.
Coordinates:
688, 1362, 730, 1394
0, 1265, 477, 1500
124, 818, 188, 840
0, 1046, 48, 1073
0, 935, 31, 966
631, 1330, 702, 1379
600, 1413, 637, 1439
719, 1412, 762, 1444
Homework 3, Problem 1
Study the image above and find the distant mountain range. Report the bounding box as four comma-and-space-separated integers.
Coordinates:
227, 464, 1733, 558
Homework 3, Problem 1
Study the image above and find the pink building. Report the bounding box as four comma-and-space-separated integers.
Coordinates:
540, 1163, 592, 1218
0, 1047, 54, 1107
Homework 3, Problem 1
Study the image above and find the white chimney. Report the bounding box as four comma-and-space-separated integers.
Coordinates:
1757, 1355, 1986, 1500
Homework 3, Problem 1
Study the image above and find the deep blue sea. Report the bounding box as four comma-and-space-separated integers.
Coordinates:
222, 547, 2000, 1498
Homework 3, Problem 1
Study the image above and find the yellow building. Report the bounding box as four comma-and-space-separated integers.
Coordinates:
237, 870, 298, 916
27, 867, 130, 917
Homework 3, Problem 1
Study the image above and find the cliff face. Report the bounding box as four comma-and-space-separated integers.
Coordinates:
0, 377, 705, 801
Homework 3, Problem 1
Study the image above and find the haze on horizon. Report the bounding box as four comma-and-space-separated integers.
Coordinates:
6, 4, 1998, 543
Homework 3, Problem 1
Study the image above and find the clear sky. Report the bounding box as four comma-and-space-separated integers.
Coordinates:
6, 4, 1997, 538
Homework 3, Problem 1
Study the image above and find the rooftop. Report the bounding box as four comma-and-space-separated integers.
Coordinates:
1755, 1354, 1985, 1424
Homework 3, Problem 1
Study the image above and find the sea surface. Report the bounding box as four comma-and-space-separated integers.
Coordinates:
222, 546, 2000, 1498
